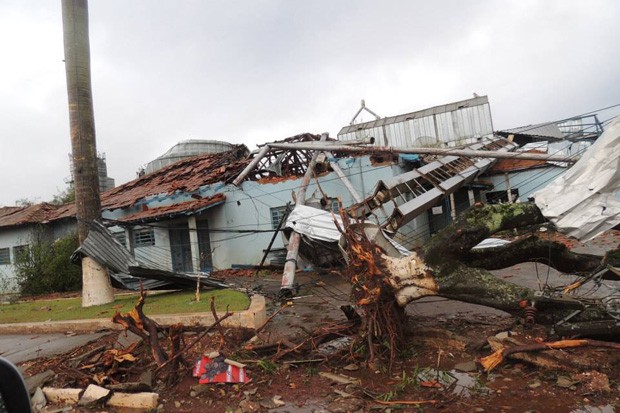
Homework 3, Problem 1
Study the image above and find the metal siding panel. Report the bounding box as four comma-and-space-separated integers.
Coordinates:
412, 117, 435, 146
399, 122, 409, 146
403, 119, 413, 146
340, 98, 494, 146
392, 123, 400, 146
482, 104, 493, 135
392, 123, 401, 147
436, 112, 455, 144
339, 132, 352, 141
373, 126, 385, 145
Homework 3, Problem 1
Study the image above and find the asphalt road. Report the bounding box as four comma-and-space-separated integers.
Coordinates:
0, 332, 106, 364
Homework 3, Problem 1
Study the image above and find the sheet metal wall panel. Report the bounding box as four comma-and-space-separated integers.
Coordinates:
435, 112, 456, 144
340, 101, 494, 147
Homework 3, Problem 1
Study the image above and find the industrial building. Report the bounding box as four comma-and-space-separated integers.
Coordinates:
1, 96, 605, 294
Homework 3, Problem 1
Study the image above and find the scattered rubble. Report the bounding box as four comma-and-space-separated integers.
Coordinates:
13, 221, 620, 412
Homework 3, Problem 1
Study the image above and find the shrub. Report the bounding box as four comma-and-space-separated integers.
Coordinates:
14, 229, 82, 296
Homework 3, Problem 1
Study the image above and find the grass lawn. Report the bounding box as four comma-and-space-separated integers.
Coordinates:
0, 289, 250, 324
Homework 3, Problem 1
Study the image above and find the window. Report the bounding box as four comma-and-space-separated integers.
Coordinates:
13, 245, 29, 260
328, 198, 341, 213
0, 248, 10, 265
270, 206, 288, 230
133, 228, 155, 247
113, 231, 127, 248
485, 189, 519, 204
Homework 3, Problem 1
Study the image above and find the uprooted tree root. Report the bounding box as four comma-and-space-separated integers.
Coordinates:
112, 286, 233, 386
334, 202, 620, 371
339, 219, 408, 372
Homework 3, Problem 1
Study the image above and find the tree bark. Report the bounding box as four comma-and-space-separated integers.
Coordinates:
462, 235, 604, 275
62, 0, 114, 306
380, 203, 616, 329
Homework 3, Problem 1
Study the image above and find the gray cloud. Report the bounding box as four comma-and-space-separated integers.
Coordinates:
1, 0, 619, 205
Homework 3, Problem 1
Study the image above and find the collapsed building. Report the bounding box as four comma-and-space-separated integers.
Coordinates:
0, 96, 610, 294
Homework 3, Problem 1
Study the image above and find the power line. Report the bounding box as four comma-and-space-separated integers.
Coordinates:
100, 108, 618, 274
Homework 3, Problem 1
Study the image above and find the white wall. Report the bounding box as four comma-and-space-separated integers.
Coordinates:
485, 166, 566, 203
0, 221, 77, 294
204, 156, 429, 269
86, 156, 431, 272
0, 157, 433, 287
132, 225, 173, 271
0, 226, 34, 293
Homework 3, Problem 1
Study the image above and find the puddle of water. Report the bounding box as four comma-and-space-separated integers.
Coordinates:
571, 406, 616, 413
416, 368, 490, 397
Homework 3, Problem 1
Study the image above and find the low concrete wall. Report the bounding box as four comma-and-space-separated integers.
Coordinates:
0, 294, 266, 334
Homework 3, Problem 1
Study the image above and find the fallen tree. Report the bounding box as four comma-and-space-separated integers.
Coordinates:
341, 202, 619, 368
112, 287, 233, 386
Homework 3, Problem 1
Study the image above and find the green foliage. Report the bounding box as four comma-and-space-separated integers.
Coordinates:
14, 198, 36, 207
396, 370, 418, 391
13, 229, 82, 296
257, 359, 278, 374
379, 390, 396, 402
0, 290, 250, 324
50, 186, 75, 205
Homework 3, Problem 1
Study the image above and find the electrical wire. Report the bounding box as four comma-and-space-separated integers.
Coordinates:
102, 108, 618, 291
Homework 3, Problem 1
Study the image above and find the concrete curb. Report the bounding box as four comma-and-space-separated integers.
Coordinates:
0, 294, 266, 335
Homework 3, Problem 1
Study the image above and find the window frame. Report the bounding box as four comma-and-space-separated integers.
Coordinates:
133, 228, 155, 248
0, 248, 10, 265
112, 231, 127, 248
12, 245, 29, 261
270, 206, 288, 230
328, 198, 341, 213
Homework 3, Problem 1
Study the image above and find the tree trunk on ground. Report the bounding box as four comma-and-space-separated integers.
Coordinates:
62, 0, 114, 306
416, 203, 616, 326
344, 203, 619, 364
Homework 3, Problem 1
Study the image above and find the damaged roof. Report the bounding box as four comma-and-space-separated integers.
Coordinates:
0, 134, 329, 229
0, 146, 249, 229
497, 122, 564, 140
487, 150, 549, 173
338, 96, 489, 135
101, 145, 249, 211
114, 193, 226, 224
252, 132, 328, 178
0, 203, 69, 229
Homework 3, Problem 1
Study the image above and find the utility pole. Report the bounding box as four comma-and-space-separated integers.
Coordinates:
280, 133, 328, 297
62, 0, 114, 306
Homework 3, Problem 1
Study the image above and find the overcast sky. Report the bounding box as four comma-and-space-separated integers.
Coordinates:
1, 0, 619, 206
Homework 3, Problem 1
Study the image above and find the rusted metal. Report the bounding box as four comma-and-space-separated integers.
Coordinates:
523, 305, 538, 327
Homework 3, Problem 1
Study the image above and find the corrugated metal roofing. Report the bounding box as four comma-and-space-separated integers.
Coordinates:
497, 122, 564, 140
72, 221, 229, 289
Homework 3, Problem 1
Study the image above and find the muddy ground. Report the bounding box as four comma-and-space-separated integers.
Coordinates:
18, 230, 620, 412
